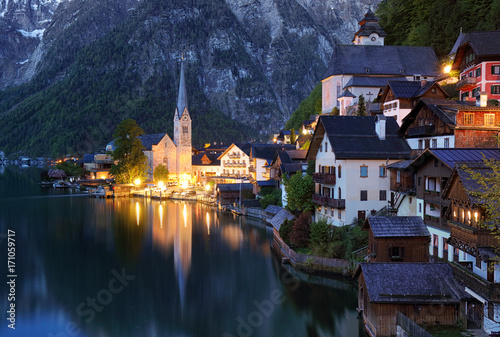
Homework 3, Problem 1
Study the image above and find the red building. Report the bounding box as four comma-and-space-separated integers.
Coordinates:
450, 31, 500, 103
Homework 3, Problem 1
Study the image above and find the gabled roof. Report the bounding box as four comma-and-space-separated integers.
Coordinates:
338, 88, 356, 98
387, 159, 413, 170
442, 164, 493, 205
363, 216, 430, 237
399, 98, 461, 134
381, 81, 448, 105
217, 142, 252, 160
251, 144, 295, 161
270, 209, 295, 231
286, 149, 307, 160
192, 153, 220, 166
140, 133, 167, 150
324, 45, 439, 79
411, 148, 500, 170
451, 31, 500, 71
82, 153, 95, 163
358, 263, 468, 304
265, 205, 283, 215
353, 9, 387, 40
307, 116, 411, 160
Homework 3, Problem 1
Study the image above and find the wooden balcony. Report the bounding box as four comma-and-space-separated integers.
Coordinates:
456, 77, 477, 90
312, 194, 325, 206
313, 173, 336, 185
423, 191, 450, 206
408, 125, 436, 137
325, 197, 345, 209
448, 220, 497, 247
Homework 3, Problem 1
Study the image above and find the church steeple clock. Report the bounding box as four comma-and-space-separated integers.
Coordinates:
352, 8, 387, 46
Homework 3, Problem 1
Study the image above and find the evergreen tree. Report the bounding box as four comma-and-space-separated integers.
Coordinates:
357, 95, 367, 116
290, 128, 296, 144
110, 119, 148, 184
153, 164, 169, 182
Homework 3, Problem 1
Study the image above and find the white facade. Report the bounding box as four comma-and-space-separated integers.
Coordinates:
218, 144, 250, 178
382, 99, 411, 125
253, 157, 268, 181
406, 135, 455, 151
314, 132, 397, 226
395, 195, 417, 217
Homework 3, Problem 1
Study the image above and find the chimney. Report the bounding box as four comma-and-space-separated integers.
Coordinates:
421, 79, 427, 87
375, 114, 386, 140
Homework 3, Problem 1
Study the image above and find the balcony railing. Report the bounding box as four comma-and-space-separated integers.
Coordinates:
407, 125, 435, 137
313, 173, 336, 185
325, 197, 345, 209
228, 153, 241, 159
312, 194, 325, 205
448, 220, 497, 247
456, 77, 477, 90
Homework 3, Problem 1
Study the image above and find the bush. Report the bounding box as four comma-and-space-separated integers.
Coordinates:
309, 219, 331, 256
259, 187, 282, 209
290, 212, 311, 248
279, 218, 294, 247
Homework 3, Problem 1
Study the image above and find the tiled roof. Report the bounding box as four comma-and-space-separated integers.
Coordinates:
252, 144, 295, 161
387, 159, 413, 170
359, 263, 468, 304
139, 133, 166, 150
265, 205, 283, 215
286, 149, 307, 160
270, 209, 295, 231
386, 81, 423, 98
413, 148, 500, 170
316, 116, 411, 159
192, 153, 220, 166
217, 183, 253, 192
344, 76, 407, 89
364, 216, 430, 237
324, 45, 439, 78
453, 31, 500, 56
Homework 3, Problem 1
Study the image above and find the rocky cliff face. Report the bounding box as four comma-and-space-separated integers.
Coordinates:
0, 0, 381, 156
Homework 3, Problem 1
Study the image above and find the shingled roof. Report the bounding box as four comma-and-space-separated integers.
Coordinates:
344, 76, 407, 89
270, 209, 295, 231
252, 144, 295, 161
410, 148, 500, 171
139, 133, 167, 150
324, 45, 439, 79
308, 115, 411, 160
358, 263, 468, 304
363, 216, 430, 237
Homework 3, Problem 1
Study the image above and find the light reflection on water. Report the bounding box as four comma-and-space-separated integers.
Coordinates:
0, 167, 366, 337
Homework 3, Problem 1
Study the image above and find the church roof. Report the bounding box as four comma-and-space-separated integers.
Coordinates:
344, 76, 405, 89
324, 45, 439, 79
338, 88, 356, 98
140, 133, 166, 150
176, 60, 188, 118
353, 9, 387, 40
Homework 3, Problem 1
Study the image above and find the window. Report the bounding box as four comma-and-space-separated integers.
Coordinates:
336, 82, 341, 107
433, 234, 439, 247
360, 190, 367, 201
319, 145, 323, 152
396, 171, 401, 183
472, 87, 479, 98
182, 126, 189, 133
379, 166, 386, 177
461, 92, 469, 101
338, 165, 342, 178
464, 113, 474, 125
444, 138, 450, 148
492, 85, 500, 95
476, 67, 481, 77
409, 197, 412, 204
360, 165, 368, 177
379, 190, 386, 201
389, 247, 404, 259
338, 187, 341, 199
443, 238, 448, 259
325, 141, 328, 152
419, 202, 422, 213
485, 114, 495, 126
338, 209, 342, 219
418, 139, 423, 150
453, 247, 459, 262
432, 139, 437, 148
476, 257, 482, 269
492, 65, 500, 75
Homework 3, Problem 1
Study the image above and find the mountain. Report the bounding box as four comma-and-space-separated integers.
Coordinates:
0, 0, 379, 156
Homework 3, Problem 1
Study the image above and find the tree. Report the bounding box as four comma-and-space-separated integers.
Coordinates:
153, 164, 169, 182
279, 218, 294, 247
283, 171, 314, 213
55, 161, 84, 177
259, 187, 282, 209
310, 219, 332, 256
290, 128, 297, 144
290, 212, 311, 248
464, 159, 500, 259
357, 95, 367, 116
110, 119, 148, 184
330, 107, 339, 115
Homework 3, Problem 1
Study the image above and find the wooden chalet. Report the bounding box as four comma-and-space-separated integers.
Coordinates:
399, 98, 500, 157
356, 262, 468, 337
362, 216, 430, 263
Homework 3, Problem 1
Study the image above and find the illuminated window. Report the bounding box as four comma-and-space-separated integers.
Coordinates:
464, 113, 474, 125
485, 114, 495, 126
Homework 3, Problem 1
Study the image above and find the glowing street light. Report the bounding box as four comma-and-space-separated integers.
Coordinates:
134, 178, 141, 186
444, 65, 452, 74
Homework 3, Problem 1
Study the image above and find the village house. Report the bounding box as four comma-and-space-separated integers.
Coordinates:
355, 262, 469, 337
322, 9, 439, 116
379, 80, 448, 125
217, 143, 252, 179
216, 183, 253, 206
442, 164, 500, 333
307, 115, 411, 226
399, 97, 500, 157
450, 30, 500, 103
191, 152, 221, 183
391, 148, 500, 264
362, 216, 430, 263
249, 143, 296, 182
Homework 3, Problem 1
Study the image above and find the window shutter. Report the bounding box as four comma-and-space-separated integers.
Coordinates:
492, 66, 496, 75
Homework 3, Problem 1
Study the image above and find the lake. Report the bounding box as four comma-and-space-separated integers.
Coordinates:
0, 166, 366, 337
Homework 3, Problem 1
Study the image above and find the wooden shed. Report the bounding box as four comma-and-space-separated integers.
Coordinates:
355, 262, 468, 337
362, 216, 430, 263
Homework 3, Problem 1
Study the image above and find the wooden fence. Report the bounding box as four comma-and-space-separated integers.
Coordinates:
397, 312, 432, 337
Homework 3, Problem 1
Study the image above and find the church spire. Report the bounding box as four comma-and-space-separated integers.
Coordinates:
176, 57, 188, 118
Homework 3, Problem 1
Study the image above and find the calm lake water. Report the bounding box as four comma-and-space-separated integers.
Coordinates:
0, 166, 366, 337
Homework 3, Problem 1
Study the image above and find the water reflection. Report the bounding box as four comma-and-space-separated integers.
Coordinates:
0, 167, 365, 337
